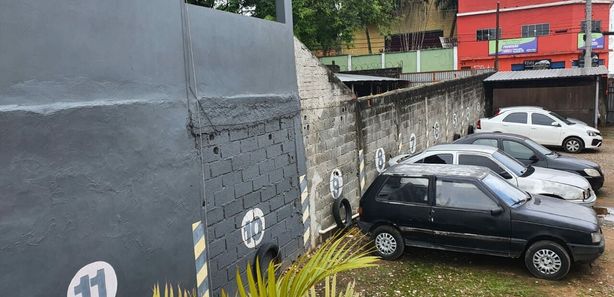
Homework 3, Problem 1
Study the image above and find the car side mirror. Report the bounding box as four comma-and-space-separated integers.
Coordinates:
499, 171, 513, 179
529, 155, 539, 163
491, 207, 504, 216
551, 122, 560, 127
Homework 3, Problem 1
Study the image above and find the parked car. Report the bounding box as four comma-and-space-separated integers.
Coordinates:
497, 106, 588, 126
358, 163, 604, 280
454, 133, 604, 190
389, 144, 596, 206
475, 107, 602, 153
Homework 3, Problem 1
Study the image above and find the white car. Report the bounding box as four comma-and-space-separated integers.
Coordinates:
389, 144, 596, 206
476, 107, 602, 153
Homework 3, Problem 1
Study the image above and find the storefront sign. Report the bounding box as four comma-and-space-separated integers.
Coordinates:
489, 37, 537, 55
577, 33, 604, 49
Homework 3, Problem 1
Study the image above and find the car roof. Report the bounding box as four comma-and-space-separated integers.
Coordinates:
459, 132, 530, 142
385, 163, 490, 179
499, 106, 544, 111
424, 143, 499, 154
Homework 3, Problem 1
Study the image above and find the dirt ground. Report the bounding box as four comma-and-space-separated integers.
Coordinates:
337, 127, 614, 297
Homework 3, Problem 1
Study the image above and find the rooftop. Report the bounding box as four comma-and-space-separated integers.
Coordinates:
484, 66, 608, 82
335, 73, 405, 82
385, 163, 491, 179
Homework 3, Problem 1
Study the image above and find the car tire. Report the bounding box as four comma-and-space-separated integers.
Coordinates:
253, 243, 280, 278
563, 137, 584, 153
524, 240, 571, 280
332, 198, 352, 229
372, 225, 404, 260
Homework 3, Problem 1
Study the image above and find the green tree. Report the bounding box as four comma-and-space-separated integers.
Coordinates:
345, 0, 398, 54
434, 0, 458, 38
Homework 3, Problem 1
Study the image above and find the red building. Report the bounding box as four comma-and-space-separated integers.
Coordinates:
457, 0, 611, 71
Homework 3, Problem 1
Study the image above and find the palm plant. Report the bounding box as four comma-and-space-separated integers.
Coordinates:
223, 228, 378, 297
152, 283, 194, 297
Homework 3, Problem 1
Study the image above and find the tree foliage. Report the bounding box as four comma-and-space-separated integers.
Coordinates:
187, 0, 399, 53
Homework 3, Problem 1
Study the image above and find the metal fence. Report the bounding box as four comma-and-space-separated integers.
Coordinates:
401, 69, 495, 83
608, 79, 614, 123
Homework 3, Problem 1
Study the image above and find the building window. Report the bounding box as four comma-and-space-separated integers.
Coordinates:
581, 20, 601, 32
476, 28, 500, 41
522, 24, 549, 37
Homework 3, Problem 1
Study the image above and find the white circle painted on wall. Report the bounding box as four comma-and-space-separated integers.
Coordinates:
433, 122, 441, 140
241, 208, 266, 249
67, 261, 118, 297
329, 169, 344, 199
409, 133, 417, 154
375, 148, 386, 173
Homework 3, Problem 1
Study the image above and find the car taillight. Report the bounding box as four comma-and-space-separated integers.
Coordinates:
358, 207, 363, 217
476, 119, 481, 129
495, 108, 501, 115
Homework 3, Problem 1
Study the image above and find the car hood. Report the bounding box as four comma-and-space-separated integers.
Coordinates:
527, 166, 590, 189
514, 195, 598, 228
571, 122, 600, 133
551, 154, 600, 171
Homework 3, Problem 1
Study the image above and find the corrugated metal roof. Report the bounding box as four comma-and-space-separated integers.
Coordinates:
484, 66, 608, 82
335, 73, 404, 82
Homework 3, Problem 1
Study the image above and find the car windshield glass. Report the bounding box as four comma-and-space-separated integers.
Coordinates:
482, 174, 528, 207
524, 139, 555, 156
493, 150, 527, 176
549, 112, 574, 125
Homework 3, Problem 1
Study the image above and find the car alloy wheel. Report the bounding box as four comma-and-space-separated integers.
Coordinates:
532, 249, 562, 275
375, 233, 397, 256
564, 138, 582, 153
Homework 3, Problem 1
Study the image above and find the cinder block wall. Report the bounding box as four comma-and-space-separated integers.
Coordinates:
295, 39, 490, 244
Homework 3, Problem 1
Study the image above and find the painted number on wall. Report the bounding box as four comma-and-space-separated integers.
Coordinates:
241, 208, 266, 249
67, 261, 117, 297
452, 113, 458, 128
375, 148, 386, 173
329, 169, 343, 199
432, 122, 440, 140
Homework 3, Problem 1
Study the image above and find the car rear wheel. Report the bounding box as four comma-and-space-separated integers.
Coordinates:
563, 137, 584, 153
524, 240, 571, 280
372, 226, 404, 260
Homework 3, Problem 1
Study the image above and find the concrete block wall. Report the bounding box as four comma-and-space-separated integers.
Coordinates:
191, 115, 304, 296
295, 37, 490, 244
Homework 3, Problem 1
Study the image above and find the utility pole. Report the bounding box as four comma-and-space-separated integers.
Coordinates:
584, 0, 592, 68
494, 1, 500, 71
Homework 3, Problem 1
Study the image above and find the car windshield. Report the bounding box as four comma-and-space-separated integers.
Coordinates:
493, 150, 528, 176
549, 112, 574, 125
524, 139, 557, 157
482, 173, 529, 207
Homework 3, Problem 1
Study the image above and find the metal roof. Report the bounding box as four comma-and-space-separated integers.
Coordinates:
484, 66, 608, 82
385, 163, 491, 179
335, 73, 404, 82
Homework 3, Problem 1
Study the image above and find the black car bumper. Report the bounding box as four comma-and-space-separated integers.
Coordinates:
586, 175, 605, 191
357, 220, 373, 233
569, 240, 605, 263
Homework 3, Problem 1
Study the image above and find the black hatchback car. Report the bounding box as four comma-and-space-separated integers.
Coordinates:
358, 164, 604, 280
454, 132, 604, 190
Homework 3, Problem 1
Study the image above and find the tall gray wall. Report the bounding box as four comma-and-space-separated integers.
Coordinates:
295, 39, 489, 243
0, 0, 304, 296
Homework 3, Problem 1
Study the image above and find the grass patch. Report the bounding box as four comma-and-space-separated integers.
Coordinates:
338, 247, 541, 297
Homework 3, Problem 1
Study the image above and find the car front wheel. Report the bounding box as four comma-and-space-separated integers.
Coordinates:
563, 137, 584, 153
372, 225, 404, 260
524, 240, 571, 280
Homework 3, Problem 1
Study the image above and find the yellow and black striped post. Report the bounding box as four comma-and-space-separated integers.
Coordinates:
359, 149, 366, 194
192, 221, 209, 297
299, 174, 310, 249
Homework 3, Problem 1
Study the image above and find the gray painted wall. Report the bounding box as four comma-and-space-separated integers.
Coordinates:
0, 0, 304, 296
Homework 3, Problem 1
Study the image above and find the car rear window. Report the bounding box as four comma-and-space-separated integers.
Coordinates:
502, 112, 527, 124
376, 176, 429, 205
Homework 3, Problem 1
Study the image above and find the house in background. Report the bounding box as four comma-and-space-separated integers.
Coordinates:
338, 0, 456, 56
458, 0, 611, 71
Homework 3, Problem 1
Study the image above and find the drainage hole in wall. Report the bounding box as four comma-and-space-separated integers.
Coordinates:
209, 134, 215, 141
213, 147, 219, 154
269, 134, 272, 140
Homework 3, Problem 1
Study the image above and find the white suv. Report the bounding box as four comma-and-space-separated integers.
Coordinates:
476, 107, 602, 153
